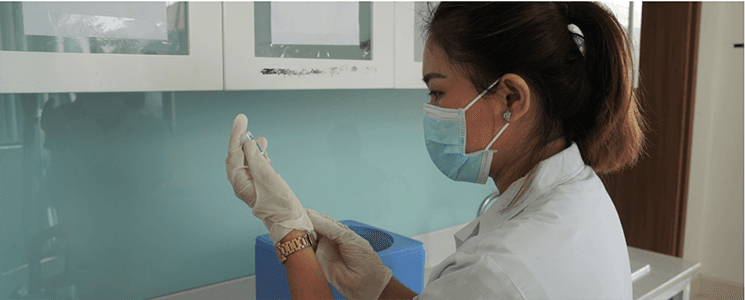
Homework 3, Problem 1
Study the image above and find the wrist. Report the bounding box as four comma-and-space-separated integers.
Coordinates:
281, 229, 318, 251
280, 230, 307, 243
275, 230, 315, 264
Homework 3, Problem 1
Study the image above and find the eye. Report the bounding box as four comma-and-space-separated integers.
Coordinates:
428, 91, 443, 103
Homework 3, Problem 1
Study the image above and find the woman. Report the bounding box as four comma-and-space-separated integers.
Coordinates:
226, 2, 645, 299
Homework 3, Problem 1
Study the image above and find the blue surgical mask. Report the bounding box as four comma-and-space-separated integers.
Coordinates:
423, 79, 510, 184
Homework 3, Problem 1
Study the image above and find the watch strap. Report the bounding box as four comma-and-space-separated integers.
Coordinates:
274, 232, 314, 264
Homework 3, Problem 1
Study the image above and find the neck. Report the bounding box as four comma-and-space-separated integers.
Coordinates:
491, 137, 566, 193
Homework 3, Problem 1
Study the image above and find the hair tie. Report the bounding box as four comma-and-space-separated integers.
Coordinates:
567, 24, 585, 56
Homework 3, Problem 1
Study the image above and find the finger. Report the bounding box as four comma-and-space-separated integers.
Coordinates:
227, 116, 249, 175
242, 136, 267, 171
226, 114, 257, 205
225, 155, 256, 206
254, 136, 268, 152
315, 237, 343, 278
229, 114, 248, 150
226, 115, 253, 197
243, 136, 284, 188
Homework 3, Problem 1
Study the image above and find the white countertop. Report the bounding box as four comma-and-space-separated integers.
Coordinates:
627, 247, 701, 300
152, 223, 700, 300
152, 276, 256, 300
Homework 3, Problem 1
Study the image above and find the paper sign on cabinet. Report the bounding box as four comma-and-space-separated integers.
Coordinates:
270, 2, 359, 46
21, 2, 168, 40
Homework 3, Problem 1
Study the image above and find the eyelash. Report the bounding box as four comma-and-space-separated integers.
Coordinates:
428, 91, 442, 102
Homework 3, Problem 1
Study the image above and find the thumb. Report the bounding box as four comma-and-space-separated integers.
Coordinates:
307, 209, 349, 242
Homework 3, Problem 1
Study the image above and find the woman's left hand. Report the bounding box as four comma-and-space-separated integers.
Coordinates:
225, 114, 315, 244
308, 209, 393, 300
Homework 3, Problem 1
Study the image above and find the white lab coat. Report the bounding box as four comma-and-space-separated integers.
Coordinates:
416, 143, 633, 300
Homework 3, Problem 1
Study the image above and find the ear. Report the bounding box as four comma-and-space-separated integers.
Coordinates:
494, 74, 532, 122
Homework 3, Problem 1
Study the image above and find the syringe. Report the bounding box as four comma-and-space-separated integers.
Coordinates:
240, 131, 264, 153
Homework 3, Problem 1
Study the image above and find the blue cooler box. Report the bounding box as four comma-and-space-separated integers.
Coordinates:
255, 220, 425, 300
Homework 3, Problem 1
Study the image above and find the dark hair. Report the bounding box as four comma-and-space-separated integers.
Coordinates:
426, 2, 646, 210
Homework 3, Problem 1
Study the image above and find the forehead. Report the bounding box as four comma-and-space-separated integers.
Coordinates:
422, 40, 451, 77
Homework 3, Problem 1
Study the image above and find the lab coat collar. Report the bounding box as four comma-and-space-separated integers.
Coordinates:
454, 143, 586, 248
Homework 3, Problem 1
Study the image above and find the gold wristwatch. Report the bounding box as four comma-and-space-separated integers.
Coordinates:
274, 232, 314, 264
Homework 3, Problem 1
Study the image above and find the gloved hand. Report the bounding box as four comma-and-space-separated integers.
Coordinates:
307, 208, 393, 300
225, 114, 314, 244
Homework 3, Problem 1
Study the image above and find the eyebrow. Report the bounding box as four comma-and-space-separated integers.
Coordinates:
422, 73, 447, 85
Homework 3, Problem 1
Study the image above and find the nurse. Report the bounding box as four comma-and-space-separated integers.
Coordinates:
226, 2, 645, 299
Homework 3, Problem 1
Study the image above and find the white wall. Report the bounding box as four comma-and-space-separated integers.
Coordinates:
684, 1, 744, 285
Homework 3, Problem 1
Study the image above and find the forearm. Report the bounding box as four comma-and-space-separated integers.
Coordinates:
379, 276, 418, 300
282, 230, 335, 300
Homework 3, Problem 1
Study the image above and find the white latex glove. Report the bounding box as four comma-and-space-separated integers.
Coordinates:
225, 114, 314, 244
307, 209, 393, 300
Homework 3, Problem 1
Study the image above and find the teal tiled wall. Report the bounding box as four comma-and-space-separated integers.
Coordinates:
1, 89, 496, 299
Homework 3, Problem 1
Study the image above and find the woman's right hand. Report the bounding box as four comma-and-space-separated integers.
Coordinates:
307, 209, 393, 300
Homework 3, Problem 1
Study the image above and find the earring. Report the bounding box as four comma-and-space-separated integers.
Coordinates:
503, 111, 512, 122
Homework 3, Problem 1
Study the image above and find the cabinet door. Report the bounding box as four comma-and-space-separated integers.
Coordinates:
223, 2, 394, 90
394, 2, 427, 89
0, 2, 223, 93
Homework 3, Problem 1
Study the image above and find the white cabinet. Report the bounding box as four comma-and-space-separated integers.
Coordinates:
0, 2, 643, 93
0, 2, 224, 93
222, 2, 395, 90
0, 2, 421, 93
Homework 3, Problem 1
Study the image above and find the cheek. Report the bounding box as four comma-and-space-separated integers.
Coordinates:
464, 105, 497, 152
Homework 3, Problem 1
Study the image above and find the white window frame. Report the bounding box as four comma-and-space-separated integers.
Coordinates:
394, 2, 427, 89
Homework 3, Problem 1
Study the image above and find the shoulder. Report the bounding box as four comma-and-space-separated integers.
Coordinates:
493, 165, 620, 252
540, 164, 607, 202
529, 165, 614, 226
477, 167, 632, 299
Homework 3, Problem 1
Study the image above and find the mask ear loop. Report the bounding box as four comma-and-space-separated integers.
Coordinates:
465, 78, 506, 152
485, 111, 511, 151
484, 121, 509, 151
463, 79, 501, 111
